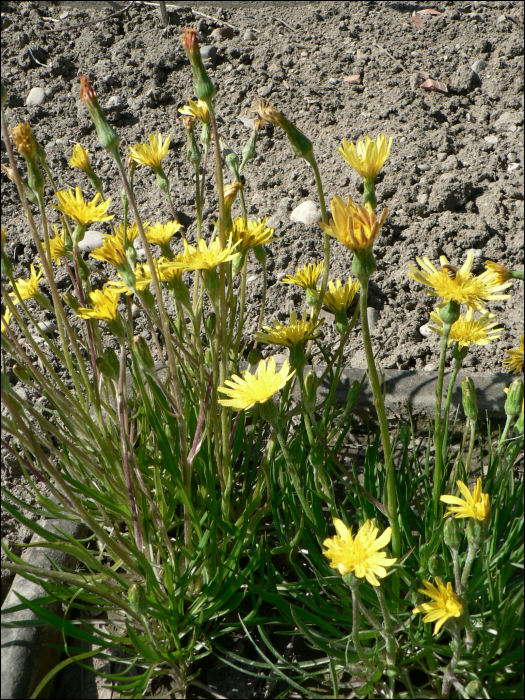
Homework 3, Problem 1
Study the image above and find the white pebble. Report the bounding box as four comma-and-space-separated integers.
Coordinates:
419, 323, 433, 339
78, 230, 103, 252
26, 87, 45, 107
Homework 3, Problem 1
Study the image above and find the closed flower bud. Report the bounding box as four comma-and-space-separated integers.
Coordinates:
62, 292, 81, 314
128, 583, 147, 615
428, 553, 446, 578
104, 348, 120, 380
505, 379, 524, 418
79, 74, 120, 160
444, 517, 462, 551
204, 348, 213, 365
303, 369, 317, 410
12, 364, 32, 383
220, 136, 240, 179
253, 245, 267, 265
133, 335, 155, 373
461, 377, 478, 421
465, 680, 483, 698
247, 347, 263, 366
240, 119, 262, 172
181, 28, 216, 103
95, 357, 119, 381
205, 312, 216, 338
452, 342, 469, 362
439, 300, 461, 327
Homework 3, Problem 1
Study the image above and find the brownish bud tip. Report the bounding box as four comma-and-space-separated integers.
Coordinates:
79, 73, 97, 105
182, 28, 198, 55
11, 122, 37, 158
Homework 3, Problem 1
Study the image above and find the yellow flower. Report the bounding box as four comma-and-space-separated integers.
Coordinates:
408, 253, 512, 310
319, 195, 388, 253
1, 308, 12, 333
90, 237, 127, 268
338, 134, 392, 181
156, 254, 186, 283
428, 307, 502, 350
255, 310, 323, 348
9, 264, 44, 304
503, 335, 524, 374
316, 276, 360, 315
178, 99, 210, 124
171, 238, 239, 272
129, 133, 171, 170
11, 122, 37, 158
485, 260, 512, 284
230, 217, 277, 254
281, 261, 324, 290
111, 221, 149, 246
76, 287, 119, 323
322, 519, 397, 586
440, 478, 491, 524
52, 187, 113, 225
413, 578, 463, 635
218, 356, 295, 411
106, 263, 153, 296
45, 224, 70, 265
145, 221, 182, 246
69, 143, 91, 171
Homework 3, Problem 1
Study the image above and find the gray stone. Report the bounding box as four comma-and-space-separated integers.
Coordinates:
135, 248, 147, 261
484, 135, 498, 145
247, 274, 258, 283
78, 229, 103, 253
423, 362, 438, 372
417, 193, 429, 205
106, 95, 124, 112
508, 163, 521, 172
211, 26, 234, 40
25, 87, 45, 107
290, 200, 322, 226
131, 304, 141, 319
436, 152, 448, 162
36, 321, 58, 335
416, 163, 431, 172
238, 116, 256, 130
494, 111, 518, 132
507, 152, 518, 162
470, 59, 487, 75
243, 29, 257, 41
367, 307, 380, 330
419, 323, 433, 338
199, 45, 217, 61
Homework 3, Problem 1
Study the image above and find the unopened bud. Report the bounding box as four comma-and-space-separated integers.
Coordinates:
505, 379, 524, 418
205, 312, 216, 338
303, 369, 317, 410
439, 299, 461, 327
514, 410, 524, 437
461, 377, 478, 421
12, 364, 32, 383
253, 245, 267, 265
255, 99, 313, 162
95, 357, 118, 381
79, 74, 120, 159
220, 136, 240, 179
247, 347, 263, 366
128, 583, 147, 615
452, 342, 469, 362
181, 28, 216, 103
204, 348, 212, 365
428, 553, 446, 578
465, 680, 483, 698
133, 335, 155, 373
240, 119, 262, 172
444, 517, 462, 551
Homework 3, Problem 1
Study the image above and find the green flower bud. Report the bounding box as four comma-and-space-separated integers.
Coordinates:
514, 410, 524, 437
461, 377, 478, 421
466, 518, 483, 547
465, 680, 483, 698
62, 292, 81, 314
240, 120, 262, 173
220, 136, 240, 180
133, 335, 155, 373
452, 342, 469, 362
439, 300, 461, 327
428, 553, 446, 578
12, 364, 32, 383
205, 312, 216, 339
232, 251, 247, 277
204, 348, 212, 365
128, 583, 147, 615
95, 357, 118, 381
79, 74, 120, 161
505, 379, 524, 418
305, 288, 318, 307
181, 28, 216, 104
253, 245, 267, 265
444, 517, 462, 551
202, 269, 220, 306
247, 347, 263, 366
200, 121, 211, 151
303, 369, 317, 410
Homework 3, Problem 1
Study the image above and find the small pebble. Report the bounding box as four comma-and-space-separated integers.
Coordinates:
417, 193, 429, 205
417, 164, 431, 172
131, 304, 141, 319
36, 321, 58, 335
419, 323, 433, 339
106, 95, 124, 112
508, 163, 521, 172
199, 45, 217, 61
423, 362, 438, 372
507, 152, 518, 162
436, 152, 448, 162
135, 248, 147, 262
26, 87, 45, 107
78, 230, 103, 252
466, 248, 484, 260
211, 26, 234, 40
484, 135, 498, 145
247, 275, 258, 283
290, 201, 322, 226
470, 59, 487, 74
243, 29, 257, 41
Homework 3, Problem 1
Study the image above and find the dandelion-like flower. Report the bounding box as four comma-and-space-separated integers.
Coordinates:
413, 578, 463, 635
178, 99, 210, 124
230, 217, 276, 254
52, 187, 113, 226
428, 307, 502, 350
90, 237, 127, 269
145, 221, 182, 246
111, 221, 148, 246
47, 225, 70, 265
171, 238, 239, 272
69, 143, 91, 172
129, 133, 171, 170
156, 254, 186, 283
281, 262, 324, 291
322, 519, 397, 586
503, 335, 524, 374
338, 134, 392, 182
1, 308, 12, 333
485, 260, 512, 284
217, 356, 295, 411
440, 478, 491, 524
76, 287, 119, 323
316, 276, 360, 315
255, 310, 323, 348
8, 264, 44, 304
319, 196, 388, 254
408, 253, 512, 310
106, 263, 153, 295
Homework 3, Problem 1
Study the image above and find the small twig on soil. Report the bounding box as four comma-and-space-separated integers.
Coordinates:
373, 42, 410, 75
143, 1, 260, 32
274, 17, 297, 32
45, 0, 135, 32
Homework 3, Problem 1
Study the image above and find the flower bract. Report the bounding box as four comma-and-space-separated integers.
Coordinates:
53, 187, 113, 225
485, 260, 512, 284
8, 264, 43, 304
281, 261, 323, 290
503, 335, 524, 373
76, 287, 119, 323
408, 253, 512, 309
255, 310, 323, 348
338, 134, 392, 181
129, 133, 171, 170
322, 519, 397, 586
413, 578, 463, 635
428, 307, 502, 350
440, 478, 491, 524
218, 356, 295, 411
319, 196, 388, 253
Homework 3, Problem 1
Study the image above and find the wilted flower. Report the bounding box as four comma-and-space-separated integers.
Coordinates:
408, 253, 512, 310
440, 478, 491, 524
129, 133, 171, 170
413, 578, 463, 635
254, 98, 313, 161
218, 356, 295, 411
428, 307, 503, 350
53, 187, 113, 226
322, 518, 397, 587
338, 134, 392, 182
503, 335, 524, 374
11, 122, 37, 158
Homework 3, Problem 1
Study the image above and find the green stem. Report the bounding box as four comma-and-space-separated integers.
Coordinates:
441, 630, 462, 698
376, 585, 397, 667
350, 582, 371, 670
442, 356, 463, 451
433, 324, 452, 517
496, 414, 513, 461
192, 163, 202, 319
234, 256, 248, 353
272, 421, 315, 524
358, 275, 400, 564
460, 540, 480, 592
465, 419, 476, 473
254, 258, 267, 341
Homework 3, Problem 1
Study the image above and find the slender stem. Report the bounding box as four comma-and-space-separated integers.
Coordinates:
309, 157, 330, 323
254, 258, 267, 342
451, 547, 462, 596
442, 356, 463, 450
442, 630, 462, 698
496, 414, 513, 461
272, 421, 315, 524
350, 583, 371, 669
358, 275, 400, 564
460, 540, 480, 592
200, 145, 208, 211
192, 163, 202, 319
376, 585, 397, 667
433, 325, 452, 517
465, 419, 476, 473
234, 256, 248, 352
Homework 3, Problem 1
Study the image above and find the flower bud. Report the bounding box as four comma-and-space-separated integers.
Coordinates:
334, 311, 349, 335
465, 680, 483, 698
220, 136, 240, 180
505, 379, 524, 418
133, 335, 155, 373
466, 518, 483, 547
253, 245, 267, 265
461, 377, 478, 421
514, 409, 524, 437
205, 312, 216, 339
439, 300, 461, 327
452, 342, 469, 362
103, 348, 120, 380
428, 553, 445, 578
255, 99, 313, 162
303, 369, 317, 411
181, 28, 216, 103
183, 116, 201, 169
202, 269, 220, 306
128, 583, 147, 615
247, 347, 263, 366
79, 74, 121, 160
62, 292, 81, 314
444, 517, 462, 551
12, 364, 32, 383
240, 119, 262, 172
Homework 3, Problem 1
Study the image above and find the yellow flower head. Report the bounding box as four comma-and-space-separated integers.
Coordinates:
224, 181, 243, 209
319, 195, 388, 253
429, 307, 503, 350
255, 310, 323, 348
281, 261, 324, 291
156, 254, 185, 283
47, 224, 70, 265
408, 253, 512, 310
1, 308, 12, 333
230, 217, 277, 254
503, 335, 524, 374
413, 578, 464, 635
178, 99, 210, 124
90, 237, 127, 268
317, 276, 360, 315
11, 122, 37, 158
9, 264, 44, 304
323, 519, 397, 586
69, 143, 91, 172
111, 221, 149, 246
129, 133, 171, 170
485, 260, 512, 285
218, 356, 295, 411
106, 263, 153, 296
440, 478, 491, 524
145, 221, 182, 246
53, 187, 113, 226
338, 134, 392, 181
172, 237, 239, 272
76, 287, 119, 323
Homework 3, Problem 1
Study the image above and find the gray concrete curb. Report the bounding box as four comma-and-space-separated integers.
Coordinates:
1, 518, 90, 700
